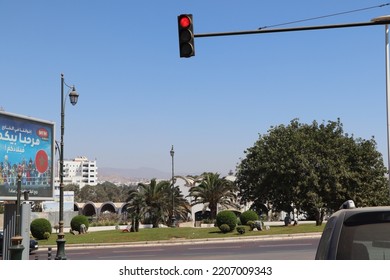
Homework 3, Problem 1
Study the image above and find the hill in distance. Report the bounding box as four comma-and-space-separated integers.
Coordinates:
99, 167, 172, 182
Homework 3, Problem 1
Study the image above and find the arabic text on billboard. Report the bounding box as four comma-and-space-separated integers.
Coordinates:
0, 112, 55, 200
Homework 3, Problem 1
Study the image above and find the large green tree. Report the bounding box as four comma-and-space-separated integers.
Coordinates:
188, 172, 239, 220
236, 119, 390, 225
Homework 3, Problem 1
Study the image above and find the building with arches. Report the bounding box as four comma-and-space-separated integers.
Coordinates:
73, 201, 129, 216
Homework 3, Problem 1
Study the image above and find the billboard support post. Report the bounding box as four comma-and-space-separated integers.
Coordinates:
9, 173, 24, 260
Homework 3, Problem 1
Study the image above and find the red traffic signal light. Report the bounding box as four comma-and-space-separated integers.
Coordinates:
179, 16, 191, 29
178, 14, 195, 58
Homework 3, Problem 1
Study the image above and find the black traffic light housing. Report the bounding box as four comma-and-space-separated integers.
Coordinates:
178, 14, 195, 58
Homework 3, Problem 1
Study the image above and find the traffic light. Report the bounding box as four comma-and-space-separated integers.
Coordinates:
178, 14, 195, 58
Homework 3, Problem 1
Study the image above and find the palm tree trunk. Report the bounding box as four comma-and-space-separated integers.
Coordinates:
210, 204, 218, 220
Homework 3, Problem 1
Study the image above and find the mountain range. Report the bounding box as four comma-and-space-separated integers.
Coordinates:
98, 167, 172, 182
98, 166, 231, 184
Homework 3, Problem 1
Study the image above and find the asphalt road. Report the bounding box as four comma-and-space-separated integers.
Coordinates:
30, 235, 321, 260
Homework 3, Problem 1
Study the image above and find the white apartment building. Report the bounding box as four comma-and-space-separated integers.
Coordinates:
55, 156, 98, 188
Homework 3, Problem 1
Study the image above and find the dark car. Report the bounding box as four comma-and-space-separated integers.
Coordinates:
315, 200, 390, 260
0, 230, 38, 255
29, 238, 38, 254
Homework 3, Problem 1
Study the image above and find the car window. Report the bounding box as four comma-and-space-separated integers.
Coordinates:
336, 211, 390, 260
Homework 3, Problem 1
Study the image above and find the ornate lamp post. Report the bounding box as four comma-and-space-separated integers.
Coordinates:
56, 73, 79, 260
170, 145, 176, 227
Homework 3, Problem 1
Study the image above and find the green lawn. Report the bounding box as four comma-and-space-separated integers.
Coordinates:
37, 224, 325, 246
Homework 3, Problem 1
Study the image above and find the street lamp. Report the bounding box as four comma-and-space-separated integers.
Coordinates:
56, 73, 79, 260
170, 145, 176, 227
372, 15, 390, 197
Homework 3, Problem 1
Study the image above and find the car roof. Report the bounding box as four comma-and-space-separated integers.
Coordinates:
330, 206, 390, 226
333, 206, 390, 216
316, 205, 390, 259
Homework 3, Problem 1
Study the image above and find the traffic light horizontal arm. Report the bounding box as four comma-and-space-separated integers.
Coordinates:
194, 19, 390, 38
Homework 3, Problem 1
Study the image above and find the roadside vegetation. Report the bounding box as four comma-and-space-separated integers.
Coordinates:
36, 223, 325, 247
25, 118, 388, 237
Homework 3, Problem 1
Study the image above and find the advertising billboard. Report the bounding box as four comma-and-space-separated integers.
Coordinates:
0, 111, 55, 201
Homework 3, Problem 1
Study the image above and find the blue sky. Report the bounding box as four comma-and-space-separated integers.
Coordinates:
1, 1, 390, 177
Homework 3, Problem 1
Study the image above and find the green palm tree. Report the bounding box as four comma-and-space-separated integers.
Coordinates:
188, 172, 239, 220
127, 179, 191, 228
126, 189, 146, 232
139, 179, 170, 227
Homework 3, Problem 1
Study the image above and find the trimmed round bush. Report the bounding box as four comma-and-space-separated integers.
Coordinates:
240, 210, 259, 226
43, 232, 51, 240
236, 226, 245, 234
216, 211, 237, 232
71, 215, 90, 233
30, 218, 52, 240
219, 224, 230, 233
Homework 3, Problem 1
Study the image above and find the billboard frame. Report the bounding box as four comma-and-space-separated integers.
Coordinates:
0, 111, 55, 201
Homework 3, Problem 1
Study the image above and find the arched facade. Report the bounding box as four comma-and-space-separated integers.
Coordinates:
73, 201, 130, 216
100, 202, 117, 214
80, 201, 98, 216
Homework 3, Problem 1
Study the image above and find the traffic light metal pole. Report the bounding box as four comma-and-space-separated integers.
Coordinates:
194, 20, 390, 38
